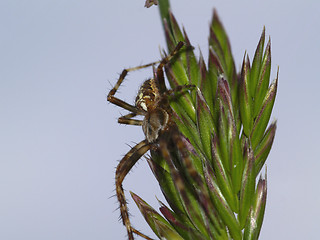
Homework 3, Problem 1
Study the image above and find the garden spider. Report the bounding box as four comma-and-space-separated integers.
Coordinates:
107, 41, 194, 240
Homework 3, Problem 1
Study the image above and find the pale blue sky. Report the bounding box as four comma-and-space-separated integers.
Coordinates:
1, 1, 319, 239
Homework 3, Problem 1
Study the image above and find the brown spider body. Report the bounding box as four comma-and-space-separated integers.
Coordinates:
136, 79, 173, 143
108, 42, 193, 240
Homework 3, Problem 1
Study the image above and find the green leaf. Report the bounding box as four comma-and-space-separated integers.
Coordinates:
239, 53, 253, 136
216, 76, 240, 179
172, 107, 201, 152
159, 203, 205, 240
227, 106, 243, 197
166, 59, 196, 123
169, 11, 185, 44
147, 153, 189, 219
243, 172, 267, 240
204, 166, 242, 240
251, 72, 278, 149
211, 133, 237, 213
253, 38, 271, 118
238, 140, 255, 228
209, 9, 237, 103
202, 48, 222, 115
131, 192, 183, 240
254, 121, 276, 176
209, 10, 236, 84
214, 77, 234, 176
230, 133, 243, 198
163, 18, 177, 51
196, 89, 215, 161
217, 100, 230, 172
158, 0, 171, 39
250, 27, 266, 98
183, 28, 201, 89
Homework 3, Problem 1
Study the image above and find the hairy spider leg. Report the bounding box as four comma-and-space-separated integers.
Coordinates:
132, 228, 154, 240
154, 41, 184, 94
115, 139, 150, 240
118, 113, 143, 126
107, 62, 158, 115
163, 84, 196, 100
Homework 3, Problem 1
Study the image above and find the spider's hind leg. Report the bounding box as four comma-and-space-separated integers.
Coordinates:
115, 139, 150, 240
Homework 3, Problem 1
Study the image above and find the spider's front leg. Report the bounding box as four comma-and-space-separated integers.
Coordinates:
115, 139, 151, 240
154, 41, 185, 94
107, 62, 158, 115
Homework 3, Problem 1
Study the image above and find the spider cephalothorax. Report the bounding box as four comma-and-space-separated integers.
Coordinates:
135, 78, 160, 112
107, 41, 193, 240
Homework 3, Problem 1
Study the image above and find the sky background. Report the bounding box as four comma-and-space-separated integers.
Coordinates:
1, 0, 319, 239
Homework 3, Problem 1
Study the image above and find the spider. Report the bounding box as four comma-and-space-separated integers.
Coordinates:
107, 41, 195, 240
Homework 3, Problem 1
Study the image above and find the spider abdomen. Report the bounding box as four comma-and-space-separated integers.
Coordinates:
142, 108, 170, 143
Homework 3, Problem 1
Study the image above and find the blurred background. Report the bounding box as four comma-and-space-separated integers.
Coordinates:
1, 0, 319, 239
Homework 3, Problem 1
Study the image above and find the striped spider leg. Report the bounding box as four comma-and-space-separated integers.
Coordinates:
107, 41, 194, 240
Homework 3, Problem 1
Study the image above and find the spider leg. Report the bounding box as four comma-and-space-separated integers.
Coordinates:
155, 41, 185, 94
115, 139, 150, 240
107, 62, 160, 115
132, 228, 154, 240
118, 113, 143, 126
163, 84, 195, 100
108, 95, 142, 115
